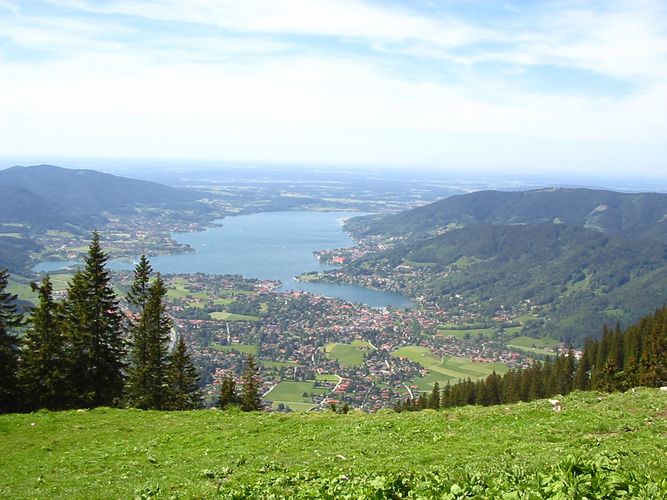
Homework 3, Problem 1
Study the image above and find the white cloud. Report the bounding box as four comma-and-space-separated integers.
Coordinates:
0, 0, 665, 175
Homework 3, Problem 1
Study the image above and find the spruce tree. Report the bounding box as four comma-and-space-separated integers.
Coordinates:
218, 373, 239, 409
144, 274, 172, 409
166, 336, 203, 410
240, 354, 262, 411
428, 381, 440, 409
125, 264, 174, 410
124, 256, 153, 408
18, 276, 68, 410
0, 268, 22, 413
62, 232, 125, 407
127, 255, 152, 313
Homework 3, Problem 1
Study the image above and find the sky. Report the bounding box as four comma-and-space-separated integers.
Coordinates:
0, 0, 666, 176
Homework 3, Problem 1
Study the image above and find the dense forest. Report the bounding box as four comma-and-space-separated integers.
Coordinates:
346, 223, 667, 343
0, 233, 203, 413
350, 188, 667, 244
397, 307, 667, 412
341, 188, 667, 344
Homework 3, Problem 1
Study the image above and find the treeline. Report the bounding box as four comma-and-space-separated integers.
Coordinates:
0, 232, 202, 413
397, 308, 666, 412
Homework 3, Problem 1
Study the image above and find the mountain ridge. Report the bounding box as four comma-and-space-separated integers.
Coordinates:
0, 164, 213, 271
349, 187, 667, 244
0, 164, 207, 224
340, 188, 667, 343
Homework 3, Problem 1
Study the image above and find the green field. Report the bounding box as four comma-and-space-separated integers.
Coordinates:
209, 312, 259, 321
265, 380, 329, 410
213, 298, 235, 305
165, 280, 212, 300
436, 327, 497, 339
166, 285, 192, 299
263, 361, 298, 369
7, 273, 74, 303
392, 345, 508, 390
323, 340, 375, 367
0, 390, 664, 498
212, 344, 258, 356
502, 326, 523, 335
6, 277, 37, 302
507, 335, 560, 356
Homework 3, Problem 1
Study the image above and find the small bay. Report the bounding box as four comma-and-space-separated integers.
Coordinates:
34, 211, 411, 308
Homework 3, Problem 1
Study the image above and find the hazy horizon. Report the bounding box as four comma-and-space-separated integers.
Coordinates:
2, 157, 667, 194
1, 1, 666, 177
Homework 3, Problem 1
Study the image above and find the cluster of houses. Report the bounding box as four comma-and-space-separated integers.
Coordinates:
153, 273, 549, 411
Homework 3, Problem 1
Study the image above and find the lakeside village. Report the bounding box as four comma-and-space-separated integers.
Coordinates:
109, 271, 580, 412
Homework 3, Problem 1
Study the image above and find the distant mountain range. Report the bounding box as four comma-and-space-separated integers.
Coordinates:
350, 188, 667, 244
0, 165, 212, 271
345, 188, 667, 343
0, 165, 207, 229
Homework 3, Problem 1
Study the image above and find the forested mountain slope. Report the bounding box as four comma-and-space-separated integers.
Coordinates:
0, 165, 208, 228
345, 221, 667, 344
350, 188, 667, 244
0, 165, 215, 271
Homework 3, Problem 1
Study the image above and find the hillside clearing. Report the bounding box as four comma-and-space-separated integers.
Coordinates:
0, 390, 664, 498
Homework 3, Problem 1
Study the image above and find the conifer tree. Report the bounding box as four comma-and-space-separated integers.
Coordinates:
166, 336, 203, 410
218, 373, 239, 409
144, 274, 173, 409
441, 382, 452, 408
125, 266, 174, 409
428, 381, 440, 409
124, 256, 154, 408
484, 371, 502, 405
0, 268, 22, 413
62, 232, 125, 407
240, 354, 262, 411
127, 255, 152, 313
18, 276, 68, 410
574, 339, 594, 390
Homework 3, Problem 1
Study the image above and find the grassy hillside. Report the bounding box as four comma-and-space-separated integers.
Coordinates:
1, 389, 665, 498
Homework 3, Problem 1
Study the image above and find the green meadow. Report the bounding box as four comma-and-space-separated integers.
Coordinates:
209, 312, 259, 322
0, 389, 664, 498
323, 340, 375, 367
211, 344, 259, 356
506, 335, 560, 356
392, 345, 508, 390
265, 380, 329, 411
436, 326, 497, 339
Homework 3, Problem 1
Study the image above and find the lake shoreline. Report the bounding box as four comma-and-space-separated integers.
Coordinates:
33, 211, 412, 309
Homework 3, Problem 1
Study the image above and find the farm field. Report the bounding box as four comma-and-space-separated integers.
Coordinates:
7, 272, 74, 303
211, 344, 259, 356
323, 340, 375, 367
209, 312, 259, 322
0, 390, 664, 498
392, 345, 508, 390
436, 326, 496, 339
506, 336, 560, 356
265, 380, 329, 411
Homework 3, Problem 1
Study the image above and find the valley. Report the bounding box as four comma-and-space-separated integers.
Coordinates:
3, 165, 667, 412
3, 3, 667, 497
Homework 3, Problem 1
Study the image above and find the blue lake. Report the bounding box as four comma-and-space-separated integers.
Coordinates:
34, 211, 411, 308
